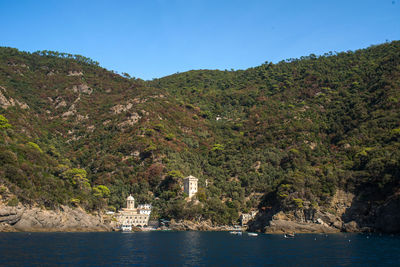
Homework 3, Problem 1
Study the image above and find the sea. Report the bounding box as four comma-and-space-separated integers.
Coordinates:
0, 231, 399, 266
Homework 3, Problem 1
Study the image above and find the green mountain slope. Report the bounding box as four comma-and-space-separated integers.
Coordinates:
1, 42, 399, 230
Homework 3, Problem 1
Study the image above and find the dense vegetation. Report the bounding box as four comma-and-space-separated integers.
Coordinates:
0, 42, 399, 225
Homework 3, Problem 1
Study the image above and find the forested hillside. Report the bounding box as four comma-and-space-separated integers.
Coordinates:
0, 41, 399, 229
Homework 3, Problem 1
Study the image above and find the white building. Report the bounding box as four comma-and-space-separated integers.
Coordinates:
183, 175, 198, 198
240, 211, 258, 226
117, 195, 152, 227
137, 204, 152, 215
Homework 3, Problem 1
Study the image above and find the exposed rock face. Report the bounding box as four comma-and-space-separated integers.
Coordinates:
248, 188, 400, 234
117, 113, 141, 128
70, 84, 92, 94
15, 100, 29, 109
330, 190, 355, 216
55, 100, 67, 109
112, 102, 134, 114
62, 110, 76, 118
0, 207, 22, 225
0, 90, 11, 108
0, 86, 29, 109
169, 220, 236, 231
343, 188, 400, 233
248, 209, 341, 234
0, 222, 18, 232
248, 190, 356, 233
343, 221, 359, 232
111, 97, 147, 114
0, 204, 111, 232
68, 70, 83, 76
266, 219, 338, 234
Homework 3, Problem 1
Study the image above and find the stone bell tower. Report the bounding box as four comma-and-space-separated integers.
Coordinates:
126, 195, 135, 210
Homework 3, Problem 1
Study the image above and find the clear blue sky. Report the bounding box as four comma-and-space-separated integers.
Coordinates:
0, 0, 399, 80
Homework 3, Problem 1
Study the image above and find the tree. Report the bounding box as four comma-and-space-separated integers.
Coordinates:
27, 142, 43, 153
61, 168, 90, 189
93, 185, 111, 198
0, 115, 11, 129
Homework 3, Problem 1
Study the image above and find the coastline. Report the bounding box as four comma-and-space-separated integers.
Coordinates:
0, 208, 365, 234
0, 204, 387, 234
0, 204, 111, 233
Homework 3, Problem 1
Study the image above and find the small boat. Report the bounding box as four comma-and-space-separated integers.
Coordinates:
121, 224, 132, 232
248, 232, 258, 237
230, 231, 242, 235
284, 232, 295, 238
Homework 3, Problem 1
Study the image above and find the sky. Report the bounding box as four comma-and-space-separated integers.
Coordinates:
0, 0, 399, 80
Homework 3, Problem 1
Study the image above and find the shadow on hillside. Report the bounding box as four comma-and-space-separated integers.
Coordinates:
341, 185, 400, 233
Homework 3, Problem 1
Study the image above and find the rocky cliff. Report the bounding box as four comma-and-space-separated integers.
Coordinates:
0, 204, 111, 232
248, 189, 400, 234
168, 219, 241, 231
342, 188, 400, 233
247, 190, 358, 233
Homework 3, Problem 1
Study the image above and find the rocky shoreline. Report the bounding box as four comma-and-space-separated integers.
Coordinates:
1, 188, 399, 233
0, 206, 388, 234
247, 210, 362, 234
167, 219, 240, 231
153, 217, 358, 233
247, 188, 400, 234
0, 204, 111, 232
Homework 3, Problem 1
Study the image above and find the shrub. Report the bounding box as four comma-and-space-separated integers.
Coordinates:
145, 128, 156, 136
211, 144, 224, 151
0, 115, 11, 129
0, 150, 17, 165
70, 198, 80, 205
27, 142, 43, 153
153, 124, 164, 132
292, 198, 304, 208
165, 133, 175, 141
7, 197, 19, 207
0, 185, 7, 194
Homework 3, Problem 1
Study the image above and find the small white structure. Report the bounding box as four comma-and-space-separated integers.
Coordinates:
117, 195, 152, 227
183, 175, 198, 198
121, 224, 132, 232
137, 204, 152, 215
240, 211, 258, 226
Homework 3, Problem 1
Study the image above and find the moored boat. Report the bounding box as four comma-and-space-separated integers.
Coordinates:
121, 224, 132, 232
230, 231, 242, 235
284, 232, 295, 238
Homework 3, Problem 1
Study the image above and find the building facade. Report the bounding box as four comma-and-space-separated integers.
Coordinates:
117, 195, 152, 227
183, 175, 198, 198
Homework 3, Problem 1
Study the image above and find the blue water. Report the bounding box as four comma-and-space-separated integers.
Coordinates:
0, 232, 399, 266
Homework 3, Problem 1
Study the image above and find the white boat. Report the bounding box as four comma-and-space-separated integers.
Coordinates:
248, 232, 258, 236
121, 224, 132, 232
284, 232, 295, 238
230, 231, 242, 235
